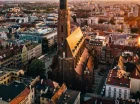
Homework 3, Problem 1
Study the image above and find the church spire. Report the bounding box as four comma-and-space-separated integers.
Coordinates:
58, 0, 70, 57
60, 0, 68, 9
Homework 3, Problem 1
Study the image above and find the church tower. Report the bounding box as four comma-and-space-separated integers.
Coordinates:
57, 0, 70, 58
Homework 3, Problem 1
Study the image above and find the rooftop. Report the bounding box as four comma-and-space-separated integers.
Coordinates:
10, 87, 30, 104
19, 27, 57, 36
66, 27, 85, 57
0, 82, 27, 102
56, 89, 80, 104
106, 69, 130, 88
75, 48, 90, 75
52, 84, 67, 102
0, 44, 21, 62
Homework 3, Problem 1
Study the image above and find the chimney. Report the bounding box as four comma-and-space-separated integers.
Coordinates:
29, 85, 32, 90
41, 79, 43, 84
63, 52, 65, 58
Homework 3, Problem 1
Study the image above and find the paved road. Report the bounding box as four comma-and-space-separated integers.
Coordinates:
93, 64, 110, 95
44, 51, 57, 78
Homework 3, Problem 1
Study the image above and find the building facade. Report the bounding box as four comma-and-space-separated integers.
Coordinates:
105, 69, 130, 99
49, 0, 94, 93
0, 45, 22, 68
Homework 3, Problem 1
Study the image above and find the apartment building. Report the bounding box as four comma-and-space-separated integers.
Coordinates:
105, 69, 130, 99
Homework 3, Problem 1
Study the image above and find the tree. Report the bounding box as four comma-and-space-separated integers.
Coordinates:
27, 59, 46, 77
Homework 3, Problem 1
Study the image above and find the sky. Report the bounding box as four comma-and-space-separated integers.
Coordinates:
0, 0, 139, 1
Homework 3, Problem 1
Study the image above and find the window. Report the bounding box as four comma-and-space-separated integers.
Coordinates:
119, 89, 121, 93
61, 25, 63, 32
119, 93, 121, 98
114, 88, 116, 92
124, 94, 127, 99
109, 87, 111, 91
124, 90, 127, 99
108, 92, 111, 97
114, 93, 116, 98
124, 90, 127, 94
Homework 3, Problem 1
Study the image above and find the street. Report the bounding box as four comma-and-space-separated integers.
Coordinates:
92, 64, 110, 95
44, 51, 57, 78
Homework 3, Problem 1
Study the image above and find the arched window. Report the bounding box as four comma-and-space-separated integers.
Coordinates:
61, 25, 63, 32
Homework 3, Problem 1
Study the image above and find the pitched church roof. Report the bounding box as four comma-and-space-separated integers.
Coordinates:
66, 27, 85, 57
87, 56, 93, 73
75, 48, 91, 76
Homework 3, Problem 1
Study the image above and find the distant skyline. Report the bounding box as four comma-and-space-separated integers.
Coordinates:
0, 0, 140, 2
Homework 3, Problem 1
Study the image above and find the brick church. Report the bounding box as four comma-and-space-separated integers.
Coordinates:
48, 0, 94, 93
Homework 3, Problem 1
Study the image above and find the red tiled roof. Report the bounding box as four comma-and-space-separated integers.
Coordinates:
87, 56, 93, 73
0, 44, 21, 61
75, 64, 84, 76
75, 48, 89, 75
10, 88, 30, 104
106, 69, 130, 88
0, 48, 13, 61
52, 84, 67, 102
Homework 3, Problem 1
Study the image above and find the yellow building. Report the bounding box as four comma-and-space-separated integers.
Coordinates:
0, 68, 35, 104
0, 69, 24, 85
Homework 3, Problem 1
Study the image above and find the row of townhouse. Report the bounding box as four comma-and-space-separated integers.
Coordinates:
0, 41, 42, 68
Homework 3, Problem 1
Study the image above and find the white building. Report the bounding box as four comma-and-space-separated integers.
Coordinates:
87, 17, 99, 25
44, 13, 58, 25
105, 69, 130, 99
45, 18, 57, 25
9, 16, 28, 23
29, 16, 38, 22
